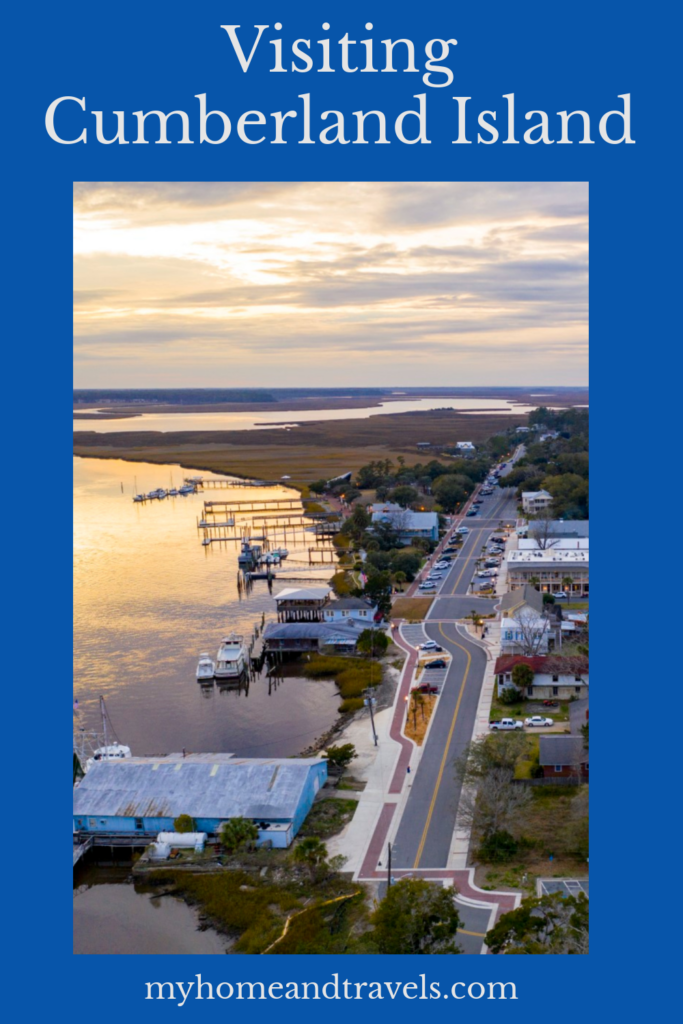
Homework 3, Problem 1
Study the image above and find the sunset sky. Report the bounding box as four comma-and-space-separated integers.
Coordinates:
73, 181, 588, 388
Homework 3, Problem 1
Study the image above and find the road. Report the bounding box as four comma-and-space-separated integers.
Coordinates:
392, 471, 521, 871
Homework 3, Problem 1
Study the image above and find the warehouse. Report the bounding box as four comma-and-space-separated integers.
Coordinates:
73, 753, 327, 848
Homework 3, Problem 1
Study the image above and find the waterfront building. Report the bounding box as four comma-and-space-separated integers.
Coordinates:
263, 620, 362, 653
274, 586, 332, 622
73, 753, 328, 848
323, 596, 381, 625
370, 509, 439, 544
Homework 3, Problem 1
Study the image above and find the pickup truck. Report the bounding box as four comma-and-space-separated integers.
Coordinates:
489, 718, 524, 731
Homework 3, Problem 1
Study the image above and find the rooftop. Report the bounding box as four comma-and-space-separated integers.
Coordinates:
508, 549, 588, 564
371, 510, 438, 530
518, 538, 589, 551
73, 755, 326, 820
494, 654, 589, 676
539, 735, 589, 766
274, 586, 331, 603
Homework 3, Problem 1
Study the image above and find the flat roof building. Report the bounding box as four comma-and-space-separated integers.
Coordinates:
507, 548, 589, 596
73, 754, 327, 848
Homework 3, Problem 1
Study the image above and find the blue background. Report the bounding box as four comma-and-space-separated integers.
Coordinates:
4, 0, 675, 1012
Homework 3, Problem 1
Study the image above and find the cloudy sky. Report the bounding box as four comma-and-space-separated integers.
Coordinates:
73, 181, 588, 387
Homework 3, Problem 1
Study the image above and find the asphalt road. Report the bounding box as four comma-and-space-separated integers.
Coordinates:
392, 483, 520, 871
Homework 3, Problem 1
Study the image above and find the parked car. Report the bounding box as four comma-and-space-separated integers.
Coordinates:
418, 582, 436, 590
490, 718, 524, 731
412, 683, 439, 694
524, 716, 554, 727
456, 526, 469, 534
424, 659, 447, 669
466, 509, 478, 516
418, 640, 439, 650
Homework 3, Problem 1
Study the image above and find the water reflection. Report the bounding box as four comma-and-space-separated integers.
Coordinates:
73, 457, 339, 758
73, 865, 228, 954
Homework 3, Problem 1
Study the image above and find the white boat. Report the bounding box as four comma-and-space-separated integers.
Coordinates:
196, 652, 216, 681
85, 742, 132, 772
215, 634, 247, 678
178, 484, 195, 495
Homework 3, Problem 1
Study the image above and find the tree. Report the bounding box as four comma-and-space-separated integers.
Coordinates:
363, 571, 392, 618
485, 892, 588, 954
432, 475, 468, 513
291, 836, 329, 878
390, 485, 419, 508
393, 570, 407, 591
323, 743, 357, 771
371, 878, 463, 954
512, 608, 549, 656
456, 733, 530, 783
529, 510, 559, 550
357, 628, 389, 658
390, 548, 422, 580
173, 814, 195, 834
456, 768, 532, 840
309, 479, 327, 495
219, 817, 258, 854
511, 661, 535, 691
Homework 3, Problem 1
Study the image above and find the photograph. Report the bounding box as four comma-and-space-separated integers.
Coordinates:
73, 180, 589, 955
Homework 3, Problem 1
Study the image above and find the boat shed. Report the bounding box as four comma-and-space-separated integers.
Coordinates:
73, 753, 327, 848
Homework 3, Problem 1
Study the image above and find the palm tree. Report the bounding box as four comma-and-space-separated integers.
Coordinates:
291, 837, 328, 878
562, 576, 573, 595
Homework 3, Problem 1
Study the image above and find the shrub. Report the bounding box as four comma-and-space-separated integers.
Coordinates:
499, 686, 524, 705
478, 830, 519, 863
339, 697, 365, 713
530, 763, 545, 779
173, 814, 195, 833
220, 817, 258, 854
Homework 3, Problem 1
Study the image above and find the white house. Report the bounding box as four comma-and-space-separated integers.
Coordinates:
500, 613, 551, 655
323, 597, 380, 626
522, 490, 553, 513
495, 655, 589, 699
455, 441, 476, 452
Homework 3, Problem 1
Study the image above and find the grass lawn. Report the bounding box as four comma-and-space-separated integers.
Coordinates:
392, 596, 433, 620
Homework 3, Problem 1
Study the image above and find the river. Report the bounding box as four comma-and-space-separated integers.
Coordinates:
73, 395, 541, 433
73, 456, 339, 758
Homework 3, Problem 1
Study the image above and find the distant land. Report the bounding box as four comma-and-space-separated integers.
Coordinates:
73, 386, 588, 487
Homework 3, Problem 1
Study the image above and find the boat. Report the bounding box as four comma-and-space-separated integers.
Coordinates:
168, 488, 179, 496
238, 540, 262, 566
271, 547, 289, 559
215, 634, 247, 678
196, 652, 216, 681
85, 742, 132, 772
178, 484, 195, 495
75, 696, 133, 774
133, 494, 145, 502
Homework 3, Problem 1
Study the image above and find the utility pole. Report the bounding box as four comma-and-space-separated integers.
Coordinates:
364, 691, 378, 746
387, 841, 392, 890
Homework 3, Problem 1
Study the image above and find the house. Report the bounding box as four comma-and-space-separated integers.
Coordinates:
515, 426, 531, 433
455, 441, 476, 453
539, 431, 560, 442
323, 596, 380, 625
539, 736, 589, 781
367, 502, 403, 515
371, 509, 439, 544
263, 620, 363, 653
506, 548, 588, 596
500, 612, 551, 655
522, 490, 553, 513
274, 586, 331, 622
494, 654, 589, 699
416, 441, 432, 449
73, 753, 328, 848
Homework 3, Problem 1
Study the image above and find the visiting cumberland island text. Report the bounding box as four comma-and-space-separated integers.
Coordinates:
45, 22, 635, 146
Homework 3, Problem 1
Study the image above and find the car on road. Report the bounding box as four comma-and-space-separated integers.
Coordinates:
418, 640, 440, 650
424, 659, 447, 669
412, 683, 439, 694
524, 716, 554, 727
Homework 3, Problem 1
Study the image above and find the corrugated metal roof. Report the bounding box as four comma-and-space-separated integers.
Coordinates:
73, 755, 326, 820
263, 621, 361, 640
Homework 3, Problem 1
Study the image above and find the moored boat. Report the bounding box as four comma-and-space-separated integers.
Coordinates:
196, 652, 216, 681
215, 633, 247, 678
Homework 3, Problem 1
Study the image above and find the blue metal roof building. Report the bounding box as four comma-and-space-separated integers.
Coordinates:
73, 753, 327, 848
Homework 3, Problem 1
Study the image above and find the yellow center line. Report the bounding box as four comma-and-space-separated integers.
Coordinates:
412, 624, 472, 869
449, 529, 484, 594
457, 928, 486, 937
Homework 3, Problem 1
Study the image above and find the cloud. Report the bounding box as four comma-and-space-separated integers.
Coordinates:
73, 182, 588, 387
